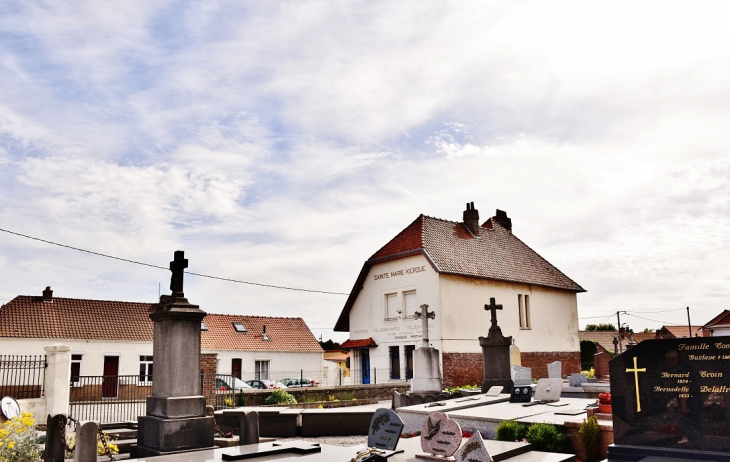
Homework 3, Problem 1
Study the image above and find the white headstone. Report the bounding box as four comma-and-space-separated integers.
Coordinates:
534, 378, 562, 402
455, 431, 492, 462
547, 361, 562, 379
510, 364, 532, 386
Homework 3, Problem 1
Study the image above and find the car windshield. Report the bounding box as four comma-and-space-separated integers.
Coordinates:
232, 377, 249, 388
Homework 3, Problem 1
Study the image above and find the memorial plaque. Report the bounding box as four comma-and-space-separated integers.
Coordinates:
485, 386, 503, 396
509, 386, 532, 403
455, 431, 492, 462
510, 364, 532, 386
368, 408, 404, 451
534, 378, 562, 402
609, 336, 730, 454
420, 412, 462, 457
568, 373, 588, 388
547, 361, 562, 379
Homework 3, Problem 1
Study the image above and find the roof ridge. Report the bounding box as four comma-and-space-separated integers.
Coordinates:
206, 313, 304, 321
14, 295, 156, 305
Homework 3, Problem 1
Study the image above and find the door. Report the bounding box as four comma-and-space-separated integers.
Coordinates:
102, 356, 119, 398
405, 345, 415, 380
361, 349, 370, 385
232, 358, 242, 379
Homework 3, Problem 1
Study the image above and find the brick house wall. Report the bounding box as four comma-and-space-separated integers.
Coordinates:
201, 353, 218, 407
442, 351, 581, 387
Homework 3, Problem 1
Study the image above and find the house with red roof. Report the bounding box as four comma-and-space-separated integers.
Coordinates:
0, 287, 323, 394
701, 310, 730, 337
334, 203, 585, 387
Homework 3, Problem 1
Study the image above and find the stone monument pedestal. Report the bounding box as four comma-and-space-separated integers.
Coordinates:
410, 346, 442, 393
132, 251, 214, 458
479, 298, 514, 392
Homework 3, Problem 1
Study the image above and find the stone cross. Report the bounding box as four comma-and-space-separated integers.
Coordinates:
169, 250, 188, 296
414, 304, 436, 346
485, 298, 503, 331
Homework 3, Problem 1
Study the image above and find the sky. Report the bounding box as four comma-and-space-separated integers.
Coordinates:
1, 1, 728, 342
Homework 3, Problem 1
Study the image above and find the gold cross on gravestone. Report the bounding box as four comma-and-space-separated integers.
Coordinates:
626, 356, 646, 412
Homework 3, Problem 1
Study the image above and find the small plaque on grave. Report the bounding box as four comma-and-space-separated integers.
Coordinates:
368, 409, 404, 451
609, 336, 730, 454
418, 412, 462, 460
485, 386, 503, 396
534, 378, 562, 403
509, 386, 532, 403
455, 431, 492, 462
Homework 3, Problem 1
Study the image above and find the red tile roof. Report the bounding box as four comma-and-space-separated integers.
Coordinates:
0, 293, 322, 353
579, 330, 654, 352
703, 310, 730, 329
340, 338, 378, 349
656, 325, 695, 339
201, 314, 323, 352
335, 211, 584, 331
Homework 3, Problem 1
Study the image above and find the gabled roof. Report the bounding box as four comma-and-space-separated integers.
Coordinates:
703, 310, 730, 329
656, 325, 694, 339
201, 314, 323, 352
0, 293, 322, 353
335, 212, 584, 331
579, 330, 654, 352
340, 338, 378, 349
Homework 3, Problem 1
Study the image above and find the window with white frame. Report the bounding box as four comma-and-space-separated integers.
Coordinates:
139, 355, 153, 385
518, 294, 531, 329
385, 293, 399, 321
71, 354, 83, 386
403, 290, 418, 319
255, 360, 270, 380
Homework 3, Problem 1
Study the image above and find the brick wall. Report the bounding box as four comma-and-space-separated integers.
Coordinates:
593, 351, 611, 378
201, 353, 218, 375
520, 351, 580, 378
442, 353, 483, 388
201, 353, 218, 406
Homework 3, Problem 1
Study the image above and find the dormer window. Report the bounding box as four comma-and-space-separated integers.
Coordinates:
201, 321, 208, 331
233, 322, 247, 333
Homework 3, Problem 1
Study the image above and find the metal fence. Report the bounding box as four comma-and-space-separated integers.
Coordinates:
0, 355, 46, 399
69, 375, 149, 424
202, 373, 240, 410
237, 368, 411, 387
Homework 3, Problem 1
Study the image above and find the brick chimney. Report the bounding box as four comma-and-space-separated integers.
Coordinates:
463, 202, 480, 235
42, 286, 53, 303
494, 209, 512, 231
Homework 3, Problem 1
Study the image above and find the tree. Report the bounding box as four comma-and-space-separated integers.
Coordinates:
319, 339, 341, 351
584, 323, 616, 331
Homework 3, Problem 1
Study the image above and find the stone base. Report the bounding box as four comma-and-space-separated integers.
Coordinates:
410, 378, 441, 393
135, 414, 214, 455
146, 395, 207, 418
411, 347, 442, 393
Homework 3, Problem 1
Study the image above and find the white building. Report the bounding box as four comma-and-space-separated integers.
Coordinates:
701, 310, 730, 337
0, 287, 323, 393
335, 203, 585, 387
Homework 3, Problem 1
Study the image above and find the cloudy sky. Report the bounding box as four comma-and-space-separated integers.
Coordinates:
1, 1, 728, 341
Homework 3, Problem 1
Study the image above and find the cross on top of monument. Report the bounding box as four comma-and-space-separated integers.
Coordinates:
169, 250, 188, 297
414, 304, 435, 346
485, 297, 503, 329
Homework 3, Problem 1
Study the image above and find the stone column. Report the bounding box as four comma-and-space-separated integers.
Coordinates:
44, 345, 71, 417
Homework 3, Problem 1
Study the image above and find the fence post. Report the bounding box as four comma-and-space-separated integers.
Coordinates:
44, 345, 71, 417
300, 369, 303, 385
374, 367, 377, 384
339, 367, 342, 386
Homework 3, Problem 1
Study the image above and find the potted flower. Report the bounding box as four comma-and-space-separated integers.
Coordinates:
597, 392, 612, 413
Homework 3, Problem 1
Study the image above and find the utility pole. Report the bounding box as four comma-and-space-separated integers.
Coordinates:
687, 307, 692, 338
616, 311, 627, 354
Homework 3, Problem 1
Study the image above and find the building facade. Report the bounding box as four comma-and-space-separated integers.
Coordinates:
335, 203, 586, 387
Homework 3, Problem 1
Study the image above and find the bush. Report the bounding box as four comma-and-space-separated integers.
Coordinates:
264, 389, 297, 405
525, 423, 569, 453
238, 393, 247, 406
579, 416, 601, 462
496, 420, 529, 442
0, 413, 42, 462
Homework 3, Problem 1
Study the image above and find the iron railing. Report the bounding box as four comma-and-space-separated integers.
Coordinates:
0, 355, 46, 399
202, 373, 240, 410
69, 375, 149, 424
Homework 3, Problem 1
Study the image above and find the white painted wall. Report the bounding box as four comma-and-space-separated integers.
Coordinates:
711, 328, 730, 337
439, 275, 580, 354
347, 254, 441, 381
211, 350, 323, 379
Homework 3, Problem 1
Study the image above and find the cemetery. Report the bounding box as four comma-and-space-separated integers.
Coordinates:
2, 253, 729, 462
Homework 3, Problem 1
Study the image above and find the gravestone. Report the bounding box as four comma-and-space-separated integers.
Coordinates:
568, 373, 588, 388
608, 336, 730, 461
534, 378, 562, 403
411, 304, 442, 393
419, 411, 462, 459
479, 298, 514, 392
133, 251, 214, 457
368, 408, 403, 451
510, 364, 532, 386
73, 421, 99, 462
455, 431, 492, 462
547, 361, 562, 379
44, 414, 67, 462
239, 411, 260, 445
509, 385, 532, 403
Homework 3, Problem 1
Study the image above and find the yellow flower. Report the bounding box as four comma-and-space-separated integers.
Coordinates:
7, 442, 14, 449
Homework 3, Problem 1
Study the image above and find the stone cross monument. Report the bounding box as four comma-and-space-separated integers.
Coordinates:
411, 304, 442, 393
479, 297, 514, 392
132, 251, 214, 457
414, 303, 436, 347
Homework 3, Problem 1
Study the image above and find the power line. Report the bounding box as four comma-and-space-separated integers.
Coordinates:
0, 227, 349, 296
624, 312, 680, 325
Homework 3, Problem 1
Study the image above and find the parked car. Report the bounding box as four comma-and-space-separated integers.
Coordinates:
245, 379, 287, 389
215, 376, 252, 391
280, 377, 318, 388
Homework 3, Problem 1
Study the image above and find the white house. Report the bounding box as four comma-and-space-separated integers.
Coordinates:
701, 310, 730, 337
0, 287, 323, 391
334, 203, 586, 387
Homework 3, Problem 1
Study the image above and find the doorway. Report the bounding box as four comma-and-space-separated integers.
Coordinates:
102, 356, 119, 398
361, 349, 370, 385
232, 358, 242, 379
405, 345, 415, 380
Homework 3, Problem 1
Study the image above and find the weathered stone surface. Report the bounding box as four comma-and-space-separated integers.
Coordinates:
510, 364, 532, 386
534, 378, 562, 402
368, 409, 403, 451
480, 298, 514, 392
239, 411, 259, 445
568, 373, 588, 388
73, 421, 99, 462
411, 347, 442, 393
420, 412, 462, 457
547, 361, 562, 379
455, 431, 492, 462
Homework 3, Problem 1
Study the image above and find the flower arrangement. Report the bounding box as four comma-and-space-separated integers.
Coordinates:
598, 392, 611, 405
0, 412, 43, 462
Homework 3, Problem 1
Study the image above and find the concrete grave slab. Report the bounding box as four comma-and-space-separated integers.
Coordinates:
534, 378, 563, 402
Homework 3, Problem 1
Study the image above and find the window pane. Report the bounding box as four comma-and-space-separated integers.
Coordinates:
404, 291, 417, 318
386, 293, 398, 319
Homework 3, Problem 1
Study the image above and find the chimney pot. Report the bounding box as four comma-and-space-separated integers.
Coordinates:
494, 209, 513, 231
42, 286, 53, 303
463, 202, 480, 235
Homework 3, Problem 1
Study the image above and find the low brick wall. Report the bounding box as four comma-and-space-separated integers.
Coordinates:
520, 351, 581, 378
242, 383, 409, 406
443, 353, 482, 389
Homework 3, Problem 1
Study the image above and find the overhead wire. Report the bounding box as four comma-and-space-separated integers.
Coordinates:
0, 227, 349, 296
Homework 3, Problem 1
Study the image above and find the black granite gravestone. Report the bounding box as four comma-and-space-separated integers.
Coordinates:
608, 336, 730, 461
